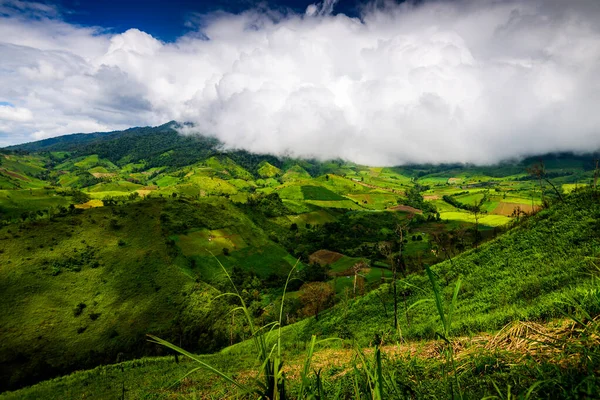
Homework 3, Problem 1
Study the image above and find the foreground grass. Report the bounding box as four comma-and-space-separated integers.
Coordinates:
3, 317, 599, 399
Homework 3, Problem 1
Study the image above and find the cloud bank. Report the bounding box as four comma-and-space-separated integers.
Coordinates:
1, 0, 600, 165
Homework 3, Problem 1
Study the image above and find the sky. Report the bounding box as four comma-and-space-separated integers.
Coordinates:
1, 0, 600, 165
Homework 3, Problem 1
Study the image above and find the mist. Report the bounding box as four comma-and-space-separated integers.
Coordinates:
1, 0, 600, 165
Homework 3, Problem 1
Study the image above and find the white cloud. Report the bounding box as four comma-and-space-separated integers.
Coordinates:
0, 104, 33, 121
1, 0, 600, 164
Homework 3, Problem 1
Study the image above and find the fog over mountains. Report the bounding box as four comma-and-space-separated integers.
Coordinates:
1, 0, 600, 164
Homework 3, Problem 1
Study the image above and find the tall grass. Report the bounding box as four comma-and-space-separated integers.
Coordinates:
148, 256, 337, 399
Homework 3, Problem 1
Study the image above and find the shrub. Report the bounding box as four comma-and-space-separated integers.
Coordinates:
73, 303, 87, 317
89, 312, 101, 321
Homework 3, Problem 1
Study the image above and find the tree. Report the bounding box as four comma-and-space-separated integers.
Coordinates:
351, 261, 368, 297
378, 221, 409, 332
527, 160, 564, 204
299, 282, 334, 321
469, 202, 483, 249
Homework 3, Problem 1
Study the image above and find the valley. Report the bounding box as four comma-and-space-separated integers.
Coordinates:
0, 123, 599, 398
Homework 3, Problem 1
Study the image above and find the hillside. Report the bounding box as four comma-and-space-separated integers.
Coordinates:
2, 189, 599, 399
1, 124, 600, 397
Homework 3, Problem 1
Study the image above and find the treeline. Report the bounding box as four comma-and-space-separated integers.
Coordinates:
442, 195, 481, 212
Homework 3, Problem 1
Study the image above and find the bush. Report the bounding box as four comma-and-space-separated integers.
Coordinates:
73, 303, 87, 317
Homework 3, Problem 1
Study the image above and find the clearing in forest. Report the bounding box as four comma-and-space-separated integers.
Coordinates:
387, 204, 422, 214
492, 202, 538, 216
309, 249, 344, 266
75, 199, 104, 209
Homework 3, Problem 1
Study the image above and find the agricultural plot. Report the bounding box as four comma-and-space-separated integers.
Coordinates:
121, 162, 146, 173
301, 185, 346, 201
185, 175, 238, 195
439, 211, 511, 227
284, 210, 337, 228
309, 249, 344, 266
204, 156, 253, 180
304, 199, 363, 210
0, 189, 73, 219
562, 183, 588, 193
387, 204, 423, 214
347, 193, 399, 210
154, 175, 179, 187
1, 154, 46, 175
175, 228, 247, 257
220, 243, 297, 278
86, 181, 143, 193
281, 199, 313, 214
318, 174, 371, 195
257, 162, 281, 178
418, 176, 450, 185
492, 202, 538, 216
330, 255, 365, 274
454, 192, 486, 205
0, 169, 46, 189
282, 165, 311, 181
329, 255, 392, 293
277, 184, 304, 200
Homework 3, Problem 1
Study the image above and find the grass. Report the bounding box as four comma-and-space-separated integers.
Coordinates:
0, 199, 243, 391
204, 156, 253, 180
439, 211, 512, 227
2, 147, 600, 397
0, 189, 73, 220
176, 228, 248, 257
185, 175, 238, 195
270, 210, 337, 229
86, 181, 142, 193
3, 191, 600, 398
257, 162, 282, 178
301, 185, 346, 201
303, 190, 600, 346
304, 200, 363, 210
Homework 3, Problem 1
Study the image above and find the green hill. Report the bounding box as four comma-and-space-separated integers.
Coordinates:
257, 161, 282, 178
2, 124, 600, 398
2, 189, 599, 399
0, 196, 298, 392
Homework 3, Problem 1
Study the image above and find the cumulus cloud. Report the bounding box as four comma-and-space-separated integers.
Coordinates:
1, 0, 600, 164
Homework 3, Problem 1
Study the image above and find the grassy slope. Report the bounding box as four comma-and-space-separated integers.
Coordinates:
0, 200, 196, 390
5, 190, 600, 399
304, 190, 600, 343
0, 193, 308, 392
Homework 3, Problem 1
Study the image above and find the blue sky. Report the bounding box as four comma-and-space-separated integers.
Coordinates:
1, 0, 600, 164
52, 0, 363, 41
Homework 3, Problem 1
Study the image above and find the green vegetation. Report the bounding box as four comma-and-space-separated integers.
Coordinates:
2, 125, 600, 398
301, 185, 346, 201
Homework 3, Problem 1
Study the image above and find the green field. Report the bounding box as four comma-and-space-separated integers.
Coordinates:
301, 185, 346, 201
